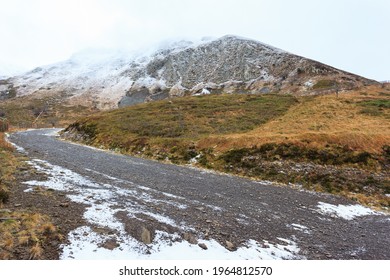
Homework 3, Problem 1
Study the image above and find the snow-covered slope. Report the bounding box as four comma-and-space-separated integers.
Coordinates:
2, 35, 377, 109
7, 49, 141, 108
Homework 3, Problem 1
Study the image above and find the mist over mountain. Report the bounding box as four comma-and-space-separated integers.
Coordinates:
0, 62, 26, 79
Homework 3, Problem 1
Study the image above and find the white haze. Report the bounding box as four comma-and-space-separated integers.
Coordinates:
0, 0, 389, 80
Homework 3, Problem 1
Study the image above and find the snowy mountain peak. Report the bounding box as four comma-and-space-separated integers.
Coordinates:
1, 35, 377, 108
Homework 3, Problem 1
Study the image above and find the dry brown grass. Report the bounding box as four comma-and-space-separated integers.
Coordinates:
0, 132, 16, 206
29, 243, 43, 260
0, 133, 59, 259
0, 94, 98, 129
0, 132, 13, 151
41, 223, 57, 235
198, 86, 390, 154
0, 211, 60, 259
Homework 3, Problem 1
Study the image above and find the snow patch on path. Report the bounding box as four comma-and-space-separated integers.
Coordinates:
5, 133, 26, 153
317, 202, 379, 220
290, 223, 311, 234
61, 226, 301, 260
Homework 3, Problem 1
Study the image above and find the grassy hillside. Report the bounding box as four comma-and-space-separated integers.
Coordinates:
0, 94, 97, 129
64, 86, 389, 209
66, 93, 297, 146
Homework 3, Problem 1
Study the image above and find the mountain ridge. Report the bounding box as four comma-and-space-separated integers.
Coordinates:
0, 35, 378, 108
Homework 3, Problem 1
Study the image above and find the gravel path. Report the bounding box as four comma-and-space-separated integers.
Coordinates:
8, 128, 390, 259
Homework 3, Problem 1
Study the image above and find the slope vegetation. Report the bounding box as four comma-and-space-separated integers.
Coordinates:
0, 133, 61, 259
0, 93, 97, 129
64, 85, 390, 208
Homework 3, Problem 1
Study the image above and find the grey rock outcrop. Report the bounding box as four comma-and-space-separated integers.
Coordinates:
119, 35, 376, 106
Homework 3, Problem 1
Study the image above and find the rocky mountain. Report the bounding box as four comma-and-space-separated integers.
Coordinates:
0, 35, 377, 108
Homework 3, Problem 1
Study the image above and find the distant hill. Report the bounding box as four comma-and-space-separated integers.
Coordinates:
1, 35, 377, 109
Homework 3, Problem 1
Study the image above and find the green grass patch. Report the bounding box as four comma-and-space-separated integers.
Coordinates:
65, 94, 298, 149
219, 143, 379, 169
312, 79, 338, 90
110, 94, 297, 137
358, 99, 390, 118
359, 99, 390, 109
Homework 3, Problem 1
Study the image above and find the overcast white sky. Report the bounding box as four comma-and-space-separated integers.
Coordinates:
0, 0, 389, 80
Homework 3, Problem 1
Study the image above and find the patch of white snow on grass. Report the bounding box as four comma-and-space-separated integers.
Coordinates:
201, 88, 210, 94
317, 202, 379, 220
304, 80, 314, 87
189, 154, 201, 164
